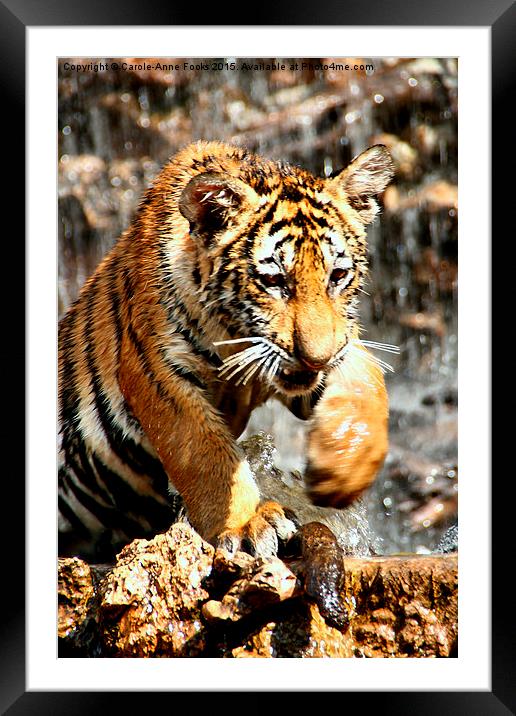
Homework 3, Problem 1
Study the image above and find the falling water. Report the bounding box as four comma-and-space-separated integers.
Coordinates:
58, 57, 458, 554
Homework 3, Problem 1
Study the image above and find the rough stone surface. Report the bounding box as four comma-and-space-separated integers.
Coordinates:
100, 524, 214, 657
229, 602, 350, 658
58, 557, 95, 640
203, 557, 298, 624
58, 524, 457, 658
343, 555, 458, 657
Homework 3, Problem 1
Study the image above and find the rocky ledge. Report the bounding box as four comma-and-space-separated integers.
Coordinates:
58, 523, 457, 658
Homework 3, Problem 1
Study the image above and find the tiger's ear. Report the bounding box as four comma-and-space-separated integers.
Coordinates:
179, 172, 255, 241
328, 145, 394, 224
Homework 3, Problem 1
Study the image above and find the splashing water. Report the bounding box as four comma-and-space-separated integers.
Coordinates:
240, 431, 382, 556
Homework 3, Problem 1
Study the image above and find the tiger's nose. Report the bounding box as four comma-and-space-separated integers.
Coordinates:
294, 294, 336, 370
295, 345, 332, 371
299, 356, 327, 371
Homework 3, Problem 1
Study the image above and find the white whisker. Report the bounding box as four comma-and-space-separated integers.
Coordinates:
218, 344, 269, 373
360, 350, 395, 374
238, 358, 267, 385
331, 340, 395, 386
236, 347, 275, 385
358, 339, 400, 355
258, 352, 276, 380
214, 337, 266, 347
215, 336, 292, 363
212, 334, 293, 387
220, 349, 271, 381
267, 355, 282, 381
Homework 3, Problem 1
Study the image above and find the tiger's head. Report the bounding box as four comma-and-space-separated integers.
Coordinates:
175, 142, 394, 396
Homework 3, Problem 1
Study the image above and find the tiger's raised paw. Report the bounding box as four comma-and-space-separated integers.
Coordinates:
216, 501, 299, 558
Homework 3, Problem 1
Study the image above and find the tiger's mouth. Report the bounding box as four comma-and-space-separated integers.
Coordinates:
276, 366, 321, 394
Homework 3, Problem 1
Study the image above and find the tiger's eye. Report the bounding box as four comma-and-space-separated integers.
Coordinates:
330, 268, 349, 285
261, 272, 285, 289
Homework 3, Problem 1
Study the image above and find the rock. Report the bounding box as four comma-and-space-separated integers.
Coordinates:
344, 554, 457, 657
211, 547, 256, 577
100, 524, 214, 657
202, 556, 298, 623
229, 601, 350, 658
58, 524, 458, 658
58, 557, 95, 640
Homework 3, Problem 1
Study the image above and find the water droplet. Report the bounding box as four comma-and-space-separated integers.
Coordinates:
426, 475, 435, 485
408, 77, 418, 87
323, 158, 333, 177
383, 497, 392, 508
374, 94, 384, 104
62, 125, 71, 135
345, 110, 360, 124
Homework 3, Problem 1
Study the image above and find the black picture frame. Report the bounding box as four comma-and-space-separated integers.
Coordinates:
5, 0, 509, 712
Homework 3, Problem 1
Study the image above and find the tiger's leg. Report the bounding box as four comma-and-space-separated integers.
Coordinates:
119, 335, 297, 557
305, 346, 388, 508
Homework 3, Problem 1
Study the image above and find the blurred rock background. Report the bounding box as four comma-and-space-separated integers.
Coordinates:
58, 57, 458, 554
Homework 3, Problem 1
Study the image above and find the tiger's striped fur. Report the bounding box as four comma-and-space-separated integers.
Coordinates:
58, 141, 394, 559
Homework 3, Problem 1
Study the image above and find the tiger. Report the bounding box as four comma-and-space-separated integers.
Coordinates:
58, 140, 394, 561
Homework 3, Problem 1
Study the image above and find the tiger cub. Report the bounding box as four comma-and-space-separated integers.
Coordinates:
58, 141, 394, 560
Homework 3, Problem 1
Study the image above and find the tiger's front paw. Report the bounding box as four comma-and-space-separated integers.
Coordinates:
216, 501, 298, 558
305, 408, 388, 508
